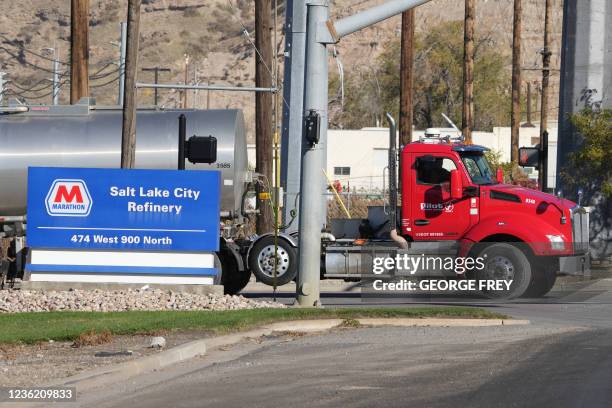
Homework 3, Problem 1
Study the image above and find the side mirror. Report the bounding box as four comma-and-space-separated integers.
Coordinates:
496, 167, 504, 184
450, 169, 463, 200
519, 147, 540, 168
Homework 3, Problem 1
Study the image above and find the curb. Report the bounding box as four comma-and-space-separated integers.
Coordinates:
53, 317, 529, 392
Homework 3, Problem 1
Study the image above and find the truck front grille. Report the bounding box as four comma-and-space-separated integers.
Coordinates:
571, 206, 589, 254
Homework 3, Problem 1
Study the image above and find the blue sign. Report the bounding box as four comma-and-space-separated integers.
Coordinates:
27, 167, 221, 252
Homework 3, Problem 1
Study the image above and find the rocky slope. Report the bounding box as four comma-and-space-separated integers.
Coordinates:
0, 0, 563, 140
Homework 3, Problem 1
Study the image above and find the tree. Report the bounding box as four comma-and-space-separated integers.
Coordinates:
329, 21, 511, 132
561, 108, 612, 258
562, 108, 612, 199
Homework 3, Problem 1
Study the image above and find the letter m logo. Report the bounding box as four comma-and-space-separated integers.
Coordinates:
45, 179, 92, 217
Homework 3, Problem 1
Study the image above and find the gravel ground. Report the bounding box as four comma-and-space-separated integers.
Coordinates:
0, 289, 285, 313
0, 330, 240, 387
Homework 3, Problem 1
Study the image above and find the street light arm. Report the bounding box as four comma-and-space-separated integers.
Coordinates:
323, 0, 433, 43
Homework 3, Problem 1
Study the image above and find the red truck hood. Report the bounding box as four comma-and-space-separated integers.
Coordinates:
488, 183, 577, 210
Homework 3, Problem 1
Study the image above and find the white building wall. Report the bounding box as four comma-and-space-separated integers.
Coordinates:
247, 125, 559, 193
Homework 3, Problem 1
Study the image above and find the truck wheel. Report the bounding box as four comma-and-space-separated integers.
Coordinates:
248, 236, 297, 286
219, 248, 251, 295
523, 260, 557, 298
476, 243, 532, 299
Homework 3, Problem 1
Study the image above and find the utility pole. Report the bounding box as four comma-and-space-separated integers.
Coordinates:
142, 67, 170, 106
43, 47, 61, 105
523, 81, 534, 127
539, 0, 552, 190
510, 0, 522, 163
255, 0, 275, 234
120, 0, 142, 169
462, 0, 475, 143
399, 9, 415, 145
70, 0, 89, 104
118, 21, 127, 106
0, 72, 6, 105
52, 49, 60, 105
182, 54, 190, 109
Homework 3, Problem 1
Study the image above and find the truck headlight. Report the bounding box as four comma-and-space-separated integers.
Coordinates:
546, 235, 566, 251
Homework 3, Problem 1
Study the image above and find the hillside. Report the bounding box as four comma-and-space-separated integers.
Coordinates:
0, 0, 564, 141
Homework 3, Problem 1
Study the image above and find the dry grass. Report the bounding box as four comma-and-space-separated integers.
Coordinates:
327, 196, 384, 222
71, 330, 114, 348
339, 318, 362, 328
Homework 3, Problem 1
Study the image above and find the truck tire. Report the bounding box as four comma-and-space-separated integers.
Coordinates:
248, 236, 297, 286
475, 243, 532, 299
523, 260, 557, 298
219, 247, 251, 295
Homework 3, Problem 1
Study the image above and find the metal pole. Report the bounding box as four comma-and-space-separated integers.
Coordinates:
52, 50, 60, 105
118, 21, 127, 106
0, 72, 5, 105
178, 114, 186, 170
120, 0, 141, 169
297, 1, 328, 307
330, 0, 431, 40
135, 83, 276, 93
141, 68, 170, 106
525, 81, 533, 126
183, 54, 190, 109
280, 0, 308, 233
154, 68, 159, 106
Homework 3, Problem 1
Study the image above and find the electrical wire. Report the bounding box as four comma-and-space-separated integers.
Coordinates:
4, 45, 69, 66
7, 78, 55, 93
0, 47, 71, 77
90, 75, 119, 88
226, 0, 290, 110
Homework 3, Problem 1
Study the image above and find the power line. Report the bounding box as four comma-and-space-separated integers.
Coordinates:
0, 47, 70, 77
0, 35, 70, 65
226, 0, 289, 110
7, 77, 55, 93
90, 75, 120, 88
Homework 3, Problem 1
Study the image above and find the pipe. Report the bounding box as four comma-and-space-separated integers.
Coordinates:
321, 232, 336, 242
136, 83, 277, 93
329, 0, 432, 41
386, 113, 409, 250
323, 169, 351, 218
178, 114, 186, 170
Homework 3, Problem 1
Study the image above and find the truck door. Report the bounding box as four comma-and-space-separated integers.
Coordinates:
410, 155, 473, 241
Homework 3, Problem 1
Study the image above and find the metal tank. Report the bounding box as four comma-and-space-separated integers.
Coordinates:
0, 106, 248, 217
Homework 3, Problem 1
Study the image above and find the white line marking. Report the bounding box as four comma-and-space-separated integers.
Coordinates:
37, 227, 206, 233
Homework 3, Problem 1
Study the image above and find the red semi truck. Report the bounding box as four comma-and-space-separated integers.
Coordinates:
245, 116, 590, 299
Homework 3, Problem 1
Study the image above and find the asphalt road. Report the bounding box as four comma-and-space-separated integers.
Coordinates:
72, 278, 612, 408
79, 324, 612, 408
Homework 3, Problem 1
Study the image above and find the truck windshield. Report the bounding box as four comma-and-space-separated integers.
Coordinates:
460, 153, 496, 185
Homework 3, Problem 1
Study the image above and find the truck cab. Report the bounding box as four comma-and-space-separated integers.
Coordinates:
395, 137, 589, 297
318, 127, 590, 299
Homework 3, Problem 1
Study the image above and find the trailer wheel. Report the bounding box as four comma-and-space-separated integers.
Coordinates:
219, 247, 251, 295
523, 260, 557, 298
475, 243, 532, 299
248, 236, 297, 286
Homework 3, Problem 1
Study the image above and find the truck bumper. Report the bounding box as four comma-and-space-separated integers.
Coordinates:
559, 253, 591, 276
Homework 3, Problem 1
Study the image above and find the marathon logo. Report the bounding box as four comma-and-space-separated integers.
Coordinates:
45, 179, 92, 216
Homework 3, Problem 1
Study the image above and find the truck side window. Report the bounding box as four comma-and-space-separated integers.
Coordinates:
416, 157, 457, 185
